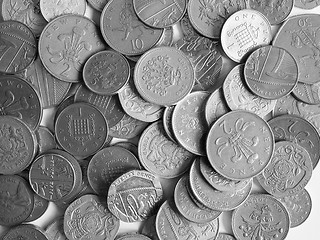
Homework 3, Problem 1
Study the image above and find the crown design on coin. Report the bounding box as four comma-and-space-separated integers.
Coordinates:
0, 90, 30, 119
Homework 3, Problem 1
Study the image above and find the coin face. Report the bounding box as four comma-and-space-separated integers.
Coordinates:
256, 141, 313, 197
155, 27, 174, 47
206, 110, 274, 180
25, 193, 49, 222
220, 9, 272, 62
39, 14, 106, 83
292, 82, 320, 105
3, 225, 48, 240
134, 46, 195, 106
232, 194, 290, 240
87, 0, 108, 11
295, 0, 320, 9
180, 13, 199, 37
162, 105, 177, 143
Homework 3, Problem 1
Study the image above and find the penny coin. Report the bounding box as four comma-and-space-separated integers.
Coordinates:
174, 175, 221, 223
3, 224, 48, 240
55, 102, 108, 158
107, 170, 163, 222
133, 0, 186, 28
174, 36, 222, 91
0, 116, 37, 174
141, 215, 159, 240
116, 233, 152, 240
0, 20, 36, 74
155, 27, 174, 47
35, 126, 57, 156
64, 194, 120, 240
172, 91, 209, 156
220, 9, 272, 63
100, 0, 163, 56
268, 114, 320, 169
162, 105, 177, 142
87, 146, 142, 196
83, 50, 131, 95
187, 0, 247, 39
206, 110, 275, 180
87, 0, 108, 11
155, 200, 219, 240
46, 217, 68, 240
138, 121, 194, 178
232, 194, 290, 240
295, 0, 320, 9
0, 175, 34, 226
40, 0, 86, 22
216, 233, 236, 240
277, 188, 312, 228
1, 0, 46, 37
223, 64, 276, 117
113, 141, 139, 157
256, 141, 313, 197
39, 14, 106, 83
292, 81, 320, 105
244, 45, 298, 100
25, 193, 49, 222
134, 46, 195, 106
189, 158, 252, 211
180, 13, 199, 37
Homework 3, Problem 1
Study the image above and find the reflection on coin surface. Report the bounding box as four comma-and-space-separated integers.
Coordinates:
3, 224, 48, 240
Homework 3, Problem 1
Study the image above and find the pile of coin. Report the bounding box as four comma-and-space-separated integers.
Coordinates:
0, 0, 319, 239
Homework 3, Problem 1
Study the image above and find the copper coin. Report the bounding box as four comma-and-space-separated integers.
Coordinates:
3, 224, 48, 240
35, 126, 57, 156
107, 170, 163, 222
0, 175, 34, 226
87, 0, 109, 11
0, 116, 37, 174
138, 121, 194, 178
100, 0, 163, 56
295, 0, 320, 9
292, 81, 320, 105
64, 194, 120, 240
232, 194, 290, 240
46, 217, 67, 240
39, 14, 106, 83
25, 193, 49, 222
220, 9, 272, 63
223, 64, 276, 117
133, 0, 186, 28
244, 45, 298, 100
187, 0, 247, 39
162, 105, 177, 143
134, 46, 195, 106
268, 114, 320, 169
256, 141, 313, 197
206, 110, 275, 180
0, 20, 36, 74
83, 50, 131, 95
55, 102, 108, 158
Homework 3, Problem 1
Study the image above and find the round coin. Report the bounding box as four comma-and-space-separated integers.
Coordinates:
141, 215, 159, 240
113, 141, 139, 158
134, 46, 195, 106
292, 81, 320, 105
35, 126, 57, 156
46, 217, 67, 240
216, 233, 236, 240
87, 0, 108, 11
206, 110, 275, 180
25, 193, 49, 222
162, 105, 177, 142
180, 13, 199, 37
3, 224, 48, 240
116, 233, 152, 240
295, 0, 320, 9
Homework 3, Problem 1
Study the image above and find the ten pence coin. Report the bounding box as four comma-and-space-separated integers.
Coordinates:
292, 81, 320, 105
206, 110, 275, 180
3, 224, 48, 240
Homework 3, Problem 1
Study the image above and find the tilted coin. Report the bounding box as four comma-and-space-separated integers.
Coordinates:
155, 27, 174, 47
216, 233, 236, 240
107, 170, 163, 222
180, 13, 199, 37
113, 141, 139, 158
55, 95, 75, 124
244, 45, 298, 100
3, 224, 48, 240
206, 110, 275, 180
138, 121, 194, 178
39, 14, 106, 83
295, 0, 320, 9
220, 9, 272, 63
134, 46, 195, 106
232, 194, 290, 240
87, 0, 108, 11
25, 193, 49, 222
64, 194, 120, 240
0, 175, 34, 226
46, 217, 68, 240
116, 233, 152, 240
256, 141, 313, 197
141, 215, 159, 240
162, 105, 177, 143
292, 81, 320, 105
35, 126, 57, 156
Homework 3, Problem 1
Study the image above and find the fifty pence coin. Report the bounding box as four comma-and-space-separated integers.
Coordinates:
2, 224, 48, 240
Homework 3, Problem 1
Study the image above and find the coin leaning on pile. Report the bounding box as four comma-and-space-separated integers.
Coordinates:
0, 0, 319, 240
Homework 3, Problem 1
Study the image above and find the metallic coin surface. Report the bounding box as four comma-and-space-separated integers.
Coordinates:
100, 0, 163, 56
187, 0, 247, 39
268, 114, 320, 169
0, 175, 34, 226
277, 188, 312, 228
174, 175, 221, 223
295, 0, 320, 9
35, 126, 57, 156
133, 0, 186, 28
1, 0, 46, 37
180, 13, 199, 37
138, 121, 194, 178
273, 14, 320, 84
232, 194, 290, 240
206, 110, 275, 180
155, 27, 174, 47
25, 193, 49, 222
3, 224, 48, 240
64, 194, 120, 240
156, 200, 219, 240
216, 233, 236, 240
40, 0, 86, 22
87, 146, 142, 196
141, 215, 160, 240
113, 141, 138, 157
46, 217, 68, 240
244, 45, 298, 100
39, 14, 106, 83
256, 141, 313, 197
162, 105, 176, 142
116, 233, 152, 240
292, 81, 320, 105
223, 64, 276, 117
83, 50, 130, 95
221, 9, 272, 63
87, 0, 108, 11
172, 91, 209, 156
189, 158, 252, 211
0, 116, 36, 174
134, 46, 195, 106
174, 36, 222, 91
55, 102, 108, 158
107, 170, 163, 222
